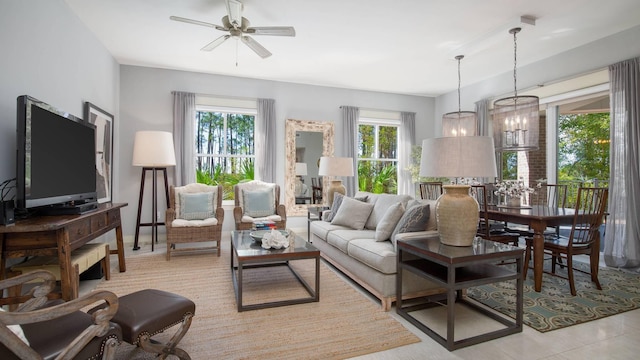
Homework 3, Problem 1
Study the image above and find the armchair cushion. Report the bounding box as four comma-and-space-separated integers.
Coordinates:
242, 189, 276, 217
179, 192, 215, 220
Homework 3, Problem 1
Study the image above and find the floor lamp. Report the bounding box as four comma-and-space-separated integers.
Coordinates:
132, 131, 176, 251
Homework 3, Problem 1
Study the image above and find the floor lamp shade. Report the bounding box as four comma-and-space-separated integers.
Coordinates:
318, 157, 354, 206
420, 137, 497, 246
132, 131, 176, 167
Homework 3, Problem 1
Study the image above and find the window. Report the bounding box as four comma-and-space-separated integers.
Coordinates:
357, 116, 399, 194
195, 105, 255, 200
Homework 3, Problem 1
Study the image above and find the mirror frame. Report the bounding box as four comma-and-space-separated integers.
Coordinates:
285, 119, 334, 216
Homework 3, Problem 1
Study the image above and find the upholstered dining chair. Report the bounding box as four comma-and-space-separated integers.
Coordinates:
419, 182, 443, 200
471, 184, 521, 246
523, 187, 608, 296
166, 183, 224, 260
0, 270, 121, 360
233, 180, 287, 230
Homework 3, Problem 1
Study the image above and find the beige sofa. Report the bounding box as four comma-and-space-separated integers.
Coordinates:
309, 191, 443, 311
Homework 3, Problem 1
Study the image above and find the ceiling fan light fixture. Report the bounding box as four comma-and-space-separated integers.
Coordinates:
442, 55, 477, 137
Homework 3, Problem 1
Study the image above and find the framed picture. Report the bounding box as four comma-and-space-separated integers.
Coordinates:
84, 102, 114, 203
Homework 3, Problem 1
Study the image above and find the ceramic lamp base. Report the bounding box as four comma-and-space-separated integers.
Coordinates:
436, 185, 479, 247
326, 180, 346, 207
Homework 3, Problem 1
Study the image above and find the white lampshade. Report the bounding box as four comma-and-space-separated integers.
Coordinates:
318, 157, 354, 177
419, 136, 497, 179
295, 162, 308, 176
132, 131, 176, 167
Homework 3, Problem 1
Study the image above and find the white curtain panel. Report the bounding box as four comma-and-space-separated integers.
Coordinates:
256, 99, 276, 183
340, 106, 359, 196
474, 98, 492, 137
398, 112, 415, 196
604, 57, 640, 268
172, 91, 196, 186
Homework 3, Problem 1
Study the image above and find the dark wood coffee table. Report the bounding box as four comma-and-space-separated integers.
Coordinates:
230, 230, 320, 312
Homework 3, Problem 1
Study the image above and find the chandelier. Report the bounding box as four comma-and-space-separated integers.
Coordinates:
442, 55, 477, 137
493, 27, 539, 151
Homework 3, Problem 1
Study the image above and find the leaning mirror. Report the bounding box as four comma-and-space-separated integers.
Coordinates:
285, 119, 334, 216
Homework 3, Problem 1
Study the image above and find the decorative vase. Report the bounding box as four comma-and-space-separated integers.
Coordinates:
436, 185, 479, 247
507, 196, 521, 207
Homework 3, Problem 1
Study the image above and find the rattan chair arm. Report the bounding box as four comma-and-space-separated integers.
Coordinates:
233, 206, 243, 225
276, 204, 287, 221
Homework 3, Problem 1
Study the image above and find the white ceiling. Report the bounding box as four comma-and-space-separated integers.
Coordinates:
64, 0, 640, 97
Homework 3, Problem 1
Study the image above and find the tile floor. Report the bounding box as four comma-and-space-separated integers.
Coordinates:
89, 229, 640, 360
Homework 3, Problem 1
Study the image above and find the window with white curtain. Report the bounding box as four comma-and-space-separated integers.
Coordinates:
358, 110, 400, 194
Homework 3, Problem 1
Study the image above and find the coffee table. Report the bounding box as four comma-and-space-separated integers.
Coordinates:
230, 230, 320, 312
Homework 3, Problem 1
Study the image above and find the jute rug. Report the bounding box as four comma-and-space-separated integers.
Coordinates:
467, 262, 640, 332
94, 244, 419, 359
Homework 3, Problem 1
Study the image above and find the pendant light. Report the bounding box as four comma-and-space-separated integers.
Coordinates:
442, 55, 477, 137
493, 27, 539, 151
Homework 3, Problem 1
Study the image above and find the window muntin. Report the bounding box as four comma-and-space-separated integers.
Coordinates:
357, 118, 399, 194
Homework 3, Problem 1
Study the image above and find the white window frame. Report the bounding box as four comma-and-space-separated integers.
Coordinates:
357, 113, 400, 194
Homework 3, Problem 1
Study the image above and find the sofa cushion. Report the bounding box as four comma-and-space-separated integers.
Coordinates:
327, 229, 376, 254
364, 193, 413, 230
348, 238, 397, 275
408, 199, 438, 231
374, 202, 405, 241
325, 193, 368, 222
331, 196, 374, 230
310, 220, 345, 240
391, 203, 431, 247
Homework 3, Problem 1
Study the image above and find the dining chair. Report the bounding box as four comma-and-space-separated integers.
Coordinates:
471, 185, 520, 246
523, 187, 608, 296
419, 182, 443, 200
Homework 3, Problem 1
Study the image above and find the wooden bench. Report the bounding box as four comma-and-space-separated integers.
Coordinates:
9, 243, 110, 300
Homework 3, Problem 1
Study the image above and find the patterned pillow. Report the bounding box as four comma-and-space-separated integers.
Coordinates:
390, 203, 431, 244
242, 189, 275, 217
179, 192, 215, 220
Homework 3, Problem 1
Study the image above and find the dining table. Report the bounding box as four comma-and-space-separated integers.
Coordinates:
482, 205, 576, 292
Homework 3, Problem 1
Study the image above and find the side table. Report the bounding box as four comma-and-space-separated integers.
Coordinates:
307, 205, 328, 241
396, 236, 523, 351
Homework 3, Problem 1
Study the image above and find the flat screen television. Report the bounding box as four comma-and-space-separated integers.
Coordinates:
16, 95, 97, 213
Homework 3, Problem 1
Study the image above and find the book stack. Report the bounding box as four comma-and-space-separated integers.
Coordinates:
254, 220, 276, 231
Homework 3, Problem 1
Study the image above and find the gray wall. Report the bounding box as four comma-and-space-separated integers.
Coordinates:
0, 1, 119, 203
119, 65, 435, 234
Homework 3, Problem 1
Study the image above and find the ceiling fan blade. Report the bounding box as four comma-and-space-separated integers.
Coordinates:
241, 36, 272, 58
201, 35, 230, 51
246, 26, 296, 36
225, 0, 243, 28
170, 16, 226, 31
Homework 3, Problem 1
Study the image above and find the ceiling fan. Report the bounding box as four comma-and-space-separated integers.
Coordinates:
170, 0, 295, 59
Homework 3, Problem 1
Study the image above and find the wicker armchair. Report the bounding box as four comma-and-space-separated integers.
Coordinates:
233, 180, 287, 230
0, 270, 121, 360
166, 183, 224, 260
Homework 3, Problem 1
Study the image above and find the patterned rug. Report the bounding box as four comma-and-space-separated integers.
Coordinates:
467, 262, 640, 332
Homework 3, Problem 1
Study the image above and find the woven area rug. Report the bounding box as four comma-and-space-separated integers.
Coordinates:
467, 262, 640, 332
94, 244, 419, 359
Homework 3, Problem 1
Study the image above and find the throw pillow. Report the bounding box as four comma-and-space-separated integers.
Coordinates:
374, 202, 405, 241
408, 199, 438, 231
331, 196, 374, 230
325, 193, 368, 222
391, 203, 431, 244
179, 192, 215, 220
242, 189, 275, 217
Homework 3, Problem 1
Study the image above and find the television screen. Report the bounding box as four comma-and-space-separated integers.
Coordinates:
16, 95, 97, 210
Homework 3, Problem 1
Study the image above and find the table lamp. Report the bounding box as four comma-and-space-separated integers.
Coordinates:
132, 131, 176, 251
420, 136, 497, 246
318, 157, 354, 207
